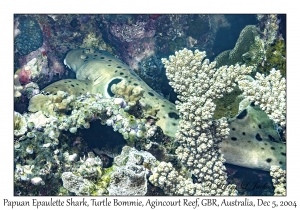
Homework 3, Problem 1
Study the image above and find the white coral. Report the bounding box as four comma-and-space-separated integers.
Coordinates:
238, 68, 286, 127
161, 48, 251, 195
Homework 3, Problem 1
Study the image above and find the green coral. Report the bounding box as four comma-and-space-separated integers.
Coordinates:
214, 25, 259, 67
257, 39, 286, 77
28, 91, 75, 117
243, 36, 266, 67
90, 167, 113, 195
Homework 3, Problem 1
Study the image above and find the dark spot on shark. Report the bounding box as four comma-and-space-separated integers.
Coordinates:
107, 78, 122, 97
108, 60, 112, 61
120, 72, 124, 75
250, 102, 255, 106
125, 76, 128, 78
85, 83, 88, 85
128, 81, 132, 83
133, 83, 138, 86
231, 137, 237, 141
258, 124, 262, 129
264, 143, 268, 145
266, 158, 272, 163
279, 161, 283, 165
261, 147, 264, 150
148, 92, 154, 96
108, 64, 111, 66
94, 54, 98, 56
247, 141, 251, 143
237, 109, 247, 119
54, 87, 58, 88
255, 133, 262, 141
84, 60, 88, 62
117, 66, 122, 68
172, 123, 177, 126
281, 152, 286, 156
268, 135, 277, 142
68, 81, 72, 82
168, 112, 179, 119
115, 70, 118, 73
232, 127, 236, 131
163, 116, 166, 119
162, 105, 165, 107
100, 57, 105, 59
242, 132, 246, 135
64, 81, 67, 83
82, 89, 85, 91
270, 147, 275, 150
71, 84, 74, 87
76, 84, 79, 85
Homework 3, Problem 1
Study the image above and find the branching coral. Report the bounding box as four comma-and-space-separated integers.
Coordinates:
160, 48, 253, 195
270, 165, 286, 196
238, 68, 286, 128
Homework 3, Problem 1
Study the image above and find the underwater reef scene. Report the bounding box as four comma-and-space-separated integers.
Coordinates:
14, 14, 286, 196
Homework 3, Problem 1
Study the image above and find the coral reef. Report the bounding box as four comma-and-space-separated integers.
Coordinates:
13, 14, 286, 196
161, 48, 253, 195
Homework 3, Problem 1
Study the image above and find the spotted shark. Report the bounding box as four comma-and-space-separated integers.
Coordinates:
42, 48, 286, 171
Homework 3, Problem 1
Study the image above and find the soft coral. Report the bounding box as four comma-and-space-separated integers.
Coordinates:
17, 67, 31, 85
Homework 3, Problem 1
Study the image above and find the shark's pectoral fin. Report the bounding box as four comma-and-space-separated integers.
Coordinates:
42, 79, 93, 95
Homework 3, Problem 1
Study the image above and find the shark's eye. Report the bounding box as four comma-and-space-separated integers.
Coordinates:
237, 109, 247, 119
107, 78, 122, 97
